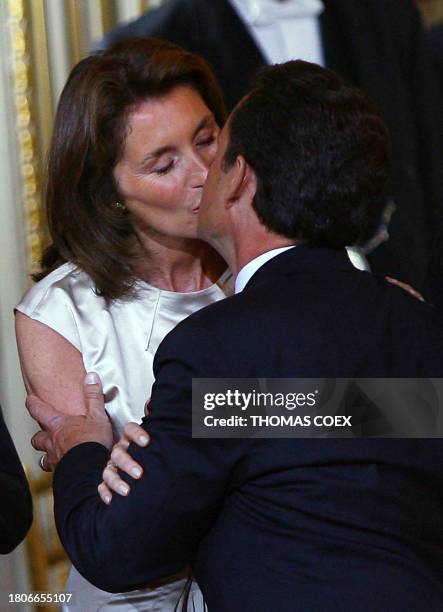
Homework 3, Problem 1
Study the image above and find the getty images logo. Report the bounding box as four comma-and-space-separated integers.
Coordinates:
203, 389, 319, 411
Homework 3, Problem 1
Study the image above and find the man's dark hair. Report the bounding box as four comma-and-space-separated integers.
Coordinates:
223, 60, 390, 248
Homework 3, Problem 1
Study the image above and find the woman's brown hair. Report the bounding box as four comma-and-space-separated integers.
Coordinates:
36, 38, 226, 300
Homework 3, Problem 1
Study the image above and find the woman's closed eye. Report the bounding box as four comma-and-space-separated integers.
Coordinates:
151, 131, 218, 175
153, 159, 175, 175
196, 133, 217, 148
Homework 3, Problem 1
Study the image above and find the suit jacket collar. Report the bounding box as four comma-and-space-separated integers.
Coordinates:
320, 1, 387, 86
191, 0, 267, 109
242, 245, 355, 292
192, 0, 374, 85
189, 0, 364, 109
193, 0, 266, 60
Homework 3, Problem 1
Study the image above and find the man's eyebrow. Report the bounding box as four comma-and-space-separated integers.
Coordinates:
139, 114, 216, 166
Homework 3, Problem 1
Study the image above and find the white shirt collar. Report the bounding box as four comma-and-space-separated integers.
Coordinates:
235, 245, 297, 293
230, 0, 324, 26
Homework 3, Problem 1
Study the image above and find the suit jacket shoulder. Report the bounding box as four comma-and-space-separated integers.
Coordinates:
99, 0, 202, 50
157, 247, 443, 378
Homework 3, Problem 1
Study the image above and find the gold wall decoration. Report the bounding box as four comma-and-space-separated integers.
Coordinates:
7, 0, 47, 275
418, 0, 443, 27
67, 0, 83, 67
5, 0, 161, 277
100, 0, 118, 35
27, 0, 53, 158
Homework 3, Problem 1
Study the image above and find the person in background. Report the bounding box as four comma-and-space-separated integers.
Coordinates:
0, 406, 32, 554
97, 0, 443, 305
427, 20, 443, 86
417, 0, 443, 88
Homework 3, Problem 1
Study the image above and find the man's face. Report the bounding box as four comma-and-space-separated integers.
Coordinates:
197, 123, 231, 244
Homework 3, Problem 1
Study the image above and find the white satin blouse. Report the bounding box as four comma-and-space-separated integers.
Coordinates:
16, 262, 232, 438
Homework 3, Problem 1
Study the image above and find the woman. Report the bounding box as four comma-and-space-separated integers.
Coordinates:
15, 38, 232, 611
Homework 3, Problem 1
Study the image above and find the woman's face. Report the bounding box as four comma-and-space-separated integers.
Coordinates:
113, 86, 220, 242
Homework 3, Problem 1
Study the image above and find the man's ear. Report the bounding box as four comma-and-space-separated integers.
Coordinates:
226, 155, 257, 209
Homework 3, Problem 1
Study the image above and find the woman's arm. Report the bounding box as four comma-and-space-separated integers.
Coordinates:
15, 312, 87, 416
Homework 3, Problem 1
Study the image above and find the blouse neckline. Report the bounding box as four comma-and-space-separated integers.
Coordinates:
135, 268, 232, 298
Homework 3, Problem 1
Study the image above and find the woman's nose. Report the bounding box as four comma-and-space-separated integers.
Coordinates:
190, 154, 209, 188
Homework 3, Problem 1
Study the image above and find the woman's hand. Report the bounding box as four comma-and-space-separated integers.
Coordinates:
98, 422, 150, 504
385, 276, 425, 302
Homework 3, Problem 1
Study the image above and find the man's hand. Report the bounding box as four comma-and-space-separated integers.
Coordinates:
28, 372, 113, 471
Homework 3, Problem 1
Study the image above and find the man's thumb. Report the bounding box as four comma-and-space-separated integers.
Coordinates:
84, 372, 105, 419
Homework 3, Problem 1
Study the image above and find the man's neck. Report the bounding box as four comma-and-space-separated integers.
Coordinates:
235, 244, 298, 293
233, 236, 301, 277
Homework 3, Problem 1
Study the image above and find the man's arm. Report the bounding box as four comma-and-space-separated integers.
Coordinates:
51, 317, 245, 592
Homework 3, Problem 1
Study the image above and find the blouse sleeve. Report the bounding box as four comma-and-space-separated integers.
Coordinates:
15, 267, 82, 352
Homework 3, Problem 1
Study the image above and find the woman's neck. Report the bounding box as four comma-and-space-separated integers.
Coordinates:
130, 233, 226, 293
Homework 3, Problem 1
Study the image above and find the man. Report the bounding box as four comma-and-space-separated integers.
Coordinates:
0, 406, 32, 553
31, 62, 443, 610
98, 0, 443, 301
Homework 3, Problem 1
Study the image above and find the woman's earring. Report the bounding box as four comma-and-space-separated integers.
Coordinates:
112, 202, 126, 211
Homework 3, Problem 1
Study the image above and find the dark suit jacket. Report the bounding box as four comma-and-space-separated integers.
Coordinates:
99, 0, 443, 300
0, 407, 32, 553
428, 22, 443, 90
54, 247, 443, 611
